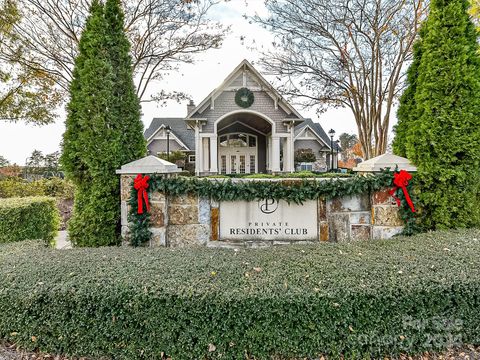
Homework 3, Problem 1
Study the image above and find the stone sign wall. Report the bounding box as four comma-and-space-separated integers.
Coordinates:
219, 200, 318, 241
120, 175, 404, 248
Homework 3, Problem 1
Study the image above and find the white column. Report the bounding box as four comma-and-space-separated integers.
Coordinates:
284, 136, 294, 172
202, 137, 209, 172
210, 135, 218, 173
267, 136, 272, 171
271, 136, 281, 172
289, 124, 295, 172
282, 137, 289, 172
195, 125, 201, 176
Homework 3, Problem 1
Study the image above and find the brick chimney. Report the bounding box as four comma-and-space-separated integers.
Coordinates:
187, 99, 195, 115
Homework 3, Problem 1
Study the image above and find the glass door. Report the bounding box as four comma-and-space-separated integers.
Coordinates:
230, 155, 237, 174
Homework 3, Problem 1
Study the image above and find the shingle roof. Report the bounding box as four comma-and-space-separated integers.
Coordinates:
144, 118, 195, 150
294, 118, 342, 151
144, 117, 341, 152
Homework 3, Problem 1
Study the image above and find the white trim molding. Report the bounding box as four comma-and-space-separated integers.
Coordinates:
213, 109, 277, 134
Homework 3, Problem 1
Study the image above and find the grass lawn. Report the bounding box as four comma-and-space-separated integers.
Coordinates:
0, 229, 479, 359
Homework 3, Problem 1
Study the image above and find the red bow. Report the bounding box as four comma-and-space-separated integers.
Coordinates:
134, 174, 150, 214
389, 170, 415, 213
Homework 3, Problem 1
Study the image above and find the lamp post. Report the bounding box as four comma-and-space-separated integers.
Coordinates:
165, 125, 172, 162
335, 139, 340, 170
328, 129, 335, 171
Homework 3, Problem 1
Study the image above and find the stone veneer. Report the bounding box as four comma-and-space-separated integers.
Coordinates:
120, 175, 404, 247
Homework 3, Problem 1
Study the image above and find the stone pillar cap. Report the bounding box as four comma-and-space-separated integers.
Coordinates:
116, 155, 182, 174
353, 153, 417, 172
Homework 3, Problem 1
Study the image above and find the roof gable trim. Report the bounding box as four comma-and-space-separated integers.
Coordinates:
187, 60, 304, 119
146, 124, 190, 150
295, 125, 330, 148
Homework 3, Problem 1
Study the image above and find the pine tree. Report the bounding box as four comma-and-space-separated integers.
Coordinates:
406, 0, 480, 229
61, 0, 145, 246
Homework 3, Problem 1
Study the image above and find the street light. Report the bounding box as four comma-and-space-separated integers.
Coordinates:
328, 129, 335, 171
165, 125, 172, 162
335, 139, 340, 170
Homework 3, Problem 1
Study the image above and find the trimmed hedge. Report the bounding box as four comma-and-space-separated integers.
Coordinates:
0, 178, 74, 200
0, 197, 59, 244
1, 229, 480, 359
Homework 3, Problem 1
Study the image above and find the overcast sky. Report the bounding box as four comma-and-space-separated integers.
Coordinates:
0, 0, 387, 165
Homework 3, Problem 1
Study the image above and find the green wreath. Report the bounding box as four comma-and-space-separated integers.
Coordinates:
235, 87, 254, 108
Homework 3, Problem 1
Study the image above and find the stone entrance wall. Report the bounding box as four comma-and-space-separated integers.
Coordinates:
120, 175, 403, 247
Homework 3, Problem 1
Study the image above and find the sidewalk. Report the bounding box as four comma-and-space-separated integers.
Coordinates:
55, 230, 72, 250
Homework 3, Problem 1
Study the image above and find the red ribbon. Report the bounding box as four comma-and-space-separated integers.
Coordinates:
389, 170, 415, 213
134, 174, 150, 214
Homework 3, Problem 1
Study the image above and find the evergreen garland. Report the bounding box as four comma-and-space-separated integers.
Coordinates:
392, 177, 423, 236
127, 184, 152, 247
128, 171, 418, 246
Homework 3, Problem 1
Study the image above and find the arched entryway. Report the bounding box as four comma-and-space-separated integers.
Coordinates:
215, 111, 273, 174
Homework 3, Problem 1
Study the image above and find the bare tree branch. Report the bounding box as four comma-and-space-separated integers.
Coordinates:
255, 0, 426, 158
2, 0, 228, 103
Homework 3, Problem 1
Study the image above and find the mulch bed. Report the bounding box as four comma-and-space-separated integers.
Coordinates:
1, 342, 479, 360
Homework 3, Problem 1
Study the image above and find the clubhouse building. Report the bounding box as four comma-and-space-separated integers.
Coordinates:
144, 60, 339, 175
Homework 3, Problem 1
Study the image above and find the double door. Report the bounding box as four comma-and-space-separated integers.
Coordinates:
219, 149, 257, 174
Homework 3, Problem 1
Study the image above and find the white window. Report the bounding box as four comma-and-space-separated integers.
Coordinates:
188, 155, 196, 163
299, 162, 313, 171
218, 133, 257, 148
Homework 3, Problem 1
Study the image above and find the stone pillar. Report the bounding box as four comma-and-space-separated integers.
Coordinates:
209, 135, 218, 173
116, 155, 181, 246
120, 175, 134, 242
271, 136, 281, 172
371, 189, 404, 239
326, 194, 372, 242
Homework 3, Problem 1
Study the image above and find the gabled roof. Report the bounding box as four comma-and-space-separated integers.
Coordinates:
144, 118, 195, 150
294, 118, 341, 151
186, 59, 304, 120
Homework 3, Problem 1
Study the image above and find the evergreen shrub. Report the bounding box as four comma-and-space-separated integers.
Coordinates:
0, 178, 74, 199
0, 229, 479, 359
0, 197, 59, 244
393, 0, 480, 229
61, 0, 145, 246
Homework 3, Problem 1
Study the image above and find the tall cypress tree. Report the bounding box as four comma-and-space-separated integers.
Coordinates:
104, 0, 145, 164
61, 0, 145, 246
406, 0, 480, 229
392, 29, 424, 158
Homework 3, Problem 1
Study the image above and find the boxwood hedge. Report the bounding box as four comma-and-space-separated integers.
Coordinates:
0, 229, 479, 359
0, 197, 59, 244
0, 178, 74, 200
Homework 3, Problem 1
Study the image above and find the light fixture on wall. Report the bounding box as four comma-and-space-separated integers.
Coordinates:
328, 129, 335, 171
165, 125, 172, 162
